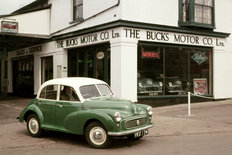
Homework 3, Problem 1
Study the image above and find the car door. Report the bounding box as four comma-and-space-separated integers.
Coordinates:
55, 85, 83, 132
37, 85, 58, 128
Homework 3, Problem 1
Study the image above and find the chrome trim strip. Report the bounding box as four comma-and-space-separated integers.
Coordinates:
108, 124, 154, 136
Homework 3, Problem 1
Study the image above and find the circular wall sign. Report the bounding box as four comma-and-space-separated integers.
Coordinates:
97, 51, 104, 60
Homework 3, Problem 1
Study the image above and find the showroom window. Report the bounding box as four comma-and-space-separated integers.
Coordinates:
179, 0, 215, 29
68, 43, 111, 85
73, 0, 83, 21
138, 43, 212, 97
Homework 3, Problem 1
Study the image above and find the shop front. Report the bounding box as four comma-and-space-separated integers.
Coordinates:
7, 45, 43, 97
54, 23, 228, 103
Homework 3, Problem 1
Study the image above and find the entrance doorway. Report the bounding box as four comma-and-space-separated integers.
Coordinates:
12, 56, 34, 97
68, 43, 110, 84
41, 56, 53, 84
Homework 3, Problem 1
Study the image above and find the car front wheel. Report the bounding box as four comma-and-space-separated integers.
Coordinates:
85, 121, 112, 149
26, 114, 43, 137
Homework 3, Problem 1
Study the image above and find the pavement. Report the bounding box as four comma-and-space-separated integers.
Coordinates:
0, 97, 232, 151
150, 99, 232, 137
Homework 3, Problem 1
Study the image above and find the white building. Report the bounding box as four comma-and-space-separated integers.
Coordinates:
0, 0, 231, 103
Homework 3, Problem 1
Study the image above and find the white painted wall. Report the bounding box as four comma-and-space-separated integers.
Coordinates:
50, 0, 120, 34
110, 37, 138, 102
213, 0, 232, 98
0, 9, 50, 36
34, 42, 67, 95
120, 0, 178, 26
53, 6, 120, 36
84, 0, 119, 19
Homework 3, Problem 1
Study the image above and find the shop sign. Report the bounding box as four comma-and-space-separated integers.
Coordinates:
191, 51, 208, 65
1, 21, 18, 33
97, 51, 104, 60
193, 78, 208, 95
16, 46, 42, 56
141, 51, 160, 59
123, 28, 225, 47
57, 29, 120, 48
57, 27, 225, 49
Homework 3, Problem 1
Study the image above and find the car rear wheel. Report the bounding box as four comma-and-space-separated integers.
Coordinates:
85, 121, 112, 149
26, 114, 43, 137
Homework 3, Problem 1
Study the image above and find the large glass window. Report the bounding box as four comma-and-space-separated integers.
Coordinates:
68, 44, 110, 85
73, 0, 83, 21
138, 43, 212, 97
179, 0, 215, 29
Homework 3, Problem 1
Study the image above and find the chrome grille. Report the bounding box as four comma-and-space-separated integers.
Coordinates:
145, 87, 158, 91
125, 117, 147, 129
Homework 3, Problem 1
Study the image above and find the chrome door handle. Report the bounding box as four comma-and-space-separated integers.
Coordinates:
57, 104, 63, 108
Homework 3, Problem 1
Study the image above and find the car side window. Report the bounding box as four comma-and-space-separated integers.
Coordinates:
39, 85, 58, 100
60, 85, 80, 101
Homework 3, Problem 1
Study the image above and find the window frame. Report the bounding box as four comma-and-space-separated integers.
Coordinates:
39, 85, 59, 100
73, 0, 84, 22
178, 0, 215, 29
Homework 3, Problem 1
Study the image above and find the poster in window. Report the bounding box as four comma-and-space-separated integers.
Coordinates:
141, 50, 160, 59
193, 78, 208, 95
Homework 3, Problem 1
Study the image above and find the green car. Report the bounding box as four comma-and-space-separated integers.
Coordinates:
18, 77, 153, 148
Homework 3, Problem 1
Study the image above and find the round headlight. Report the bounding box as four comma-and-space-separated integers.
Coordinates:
159, 82, 163, 87
114, 112, 122, 122
147, 106, 153, 115
169, 82, 173, 87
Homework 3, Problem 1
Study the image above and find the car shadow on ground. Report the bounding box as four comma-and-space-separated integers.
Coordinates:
18, 129, 144, 149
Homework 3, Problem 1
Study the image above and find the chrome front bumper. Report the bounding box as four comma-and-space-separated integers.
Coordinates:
107, 124, 154, 136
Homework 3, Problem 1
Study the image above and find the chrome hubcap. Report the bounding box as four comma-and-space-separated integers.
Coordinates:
89, 127, 106, 145
29, 118, 39, 134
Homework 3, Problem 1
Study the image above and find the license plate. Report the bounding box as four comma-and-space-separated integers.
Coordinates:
134, 129, 148, 138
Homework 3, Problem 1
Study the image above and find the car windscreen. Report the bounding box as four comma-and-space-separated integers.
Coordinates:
80, 84, 113, 99
97, 84, 113, 96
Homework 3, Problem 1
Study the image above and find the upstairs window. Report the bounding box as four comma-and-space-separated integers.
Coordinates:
179, 0, 215, 29
73, 0, 83, 21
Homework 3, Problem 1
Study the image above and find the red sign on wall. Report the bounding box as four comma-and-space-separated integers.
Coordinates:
193, 78, 208, 95
1, 21, 18, 33
141, 51, 160, 59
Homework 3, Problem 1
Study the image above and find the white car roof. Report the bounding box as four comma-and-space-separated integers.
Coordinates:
41, 77, 107, 88
37, 77, 109, 102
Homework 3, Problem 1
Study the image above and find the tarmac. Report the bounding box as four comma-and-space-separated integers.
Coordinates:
0, 96, 232, 148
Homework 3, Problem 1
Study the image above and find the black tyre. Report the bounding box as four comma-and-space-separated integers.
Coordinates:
26, 114, 43, 137
85, 121, 112, 149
